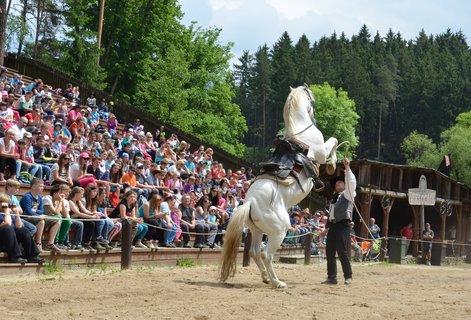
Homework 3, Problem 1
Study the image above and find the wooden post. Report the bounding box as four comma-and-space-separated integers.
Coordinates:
379, 197, 394, 261
439, 210, 447, 241
242, 230, 252, 267
456, 206, 463, 256
121, 218, 133, 270
97, 0, 105, 64
359, 192, 372, 239
304, 232, 313, 265
411, 206, 419, 257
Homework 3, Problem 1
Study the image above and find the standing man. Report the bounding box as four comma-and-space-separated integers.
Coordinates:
323, 157, 356, 285
400, 223, 414, 254
422, 222, 434, 265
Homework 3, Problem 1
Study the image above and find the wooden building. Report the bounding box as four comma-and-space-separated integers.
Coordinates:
314, 160, 471, 257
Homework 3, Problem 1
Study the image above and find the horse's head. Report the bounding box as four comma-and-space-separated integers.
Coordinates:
284, 84, 316, 136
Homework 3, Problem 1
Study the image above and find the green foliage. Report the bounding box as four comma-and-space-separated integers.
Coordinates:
311, 83, 359, 156
440, 110, 471, 186
30, 0, 107, 89
134, 25, 247, 157
402, 111, 471, 186
401, 131, 441, 168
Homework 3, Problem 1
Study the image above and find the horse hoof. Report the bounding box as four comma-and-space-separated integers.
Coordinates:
275, 281, 288, 289
326, 163, 336, 175
263, 278, 270, 284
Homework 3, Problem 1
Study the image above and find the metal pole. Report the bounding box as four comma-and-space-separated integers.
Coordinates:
121, 218, 132, 270
304, 232, 313, 265
242, 230, 252, 267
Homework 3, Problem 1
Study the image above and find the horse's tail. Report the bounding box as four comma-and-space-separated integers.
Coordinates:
219, 201, 250, 283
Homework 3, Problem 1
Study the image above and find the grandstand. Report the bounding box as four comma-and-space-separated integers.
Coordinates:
0, 54, 309, 272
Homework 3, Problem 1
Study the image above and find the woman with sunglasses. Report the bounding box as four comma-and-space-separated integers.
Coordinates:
50, 153, 73, 186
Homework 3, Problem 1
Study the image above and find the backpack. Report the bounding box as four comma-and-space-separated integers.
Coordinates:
18, 171, 32, 184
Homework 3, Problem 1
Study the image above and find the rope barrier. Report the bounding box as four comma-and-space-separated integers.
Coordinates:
0, 211, 229, 237
0, 211, 323, 239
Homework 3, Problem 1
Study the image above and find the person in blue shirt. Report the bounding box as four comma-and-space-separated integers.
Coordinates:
19, 177, 62, 252
53, 122, 71, 139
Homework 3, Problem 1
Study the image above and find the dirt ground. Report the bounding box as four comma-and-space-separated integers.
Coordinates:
0, 261, 470, 320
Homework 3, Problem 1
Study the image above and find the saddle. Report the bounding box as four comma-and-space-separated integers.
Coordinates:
259, 136, 319, 191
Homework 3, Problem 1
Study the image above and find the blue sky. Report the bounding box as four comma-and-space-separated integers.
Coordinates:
179, 0, 471, 62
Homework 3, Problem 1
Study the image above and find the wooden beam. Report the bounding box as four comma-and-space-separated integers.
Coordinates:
359, 187, 407, 199
358, 187, 463, 205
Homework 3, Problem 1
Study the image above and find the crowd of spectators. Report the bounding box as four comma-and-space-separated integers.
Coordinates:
0, 68, 256, 262
283, 206, 329, 252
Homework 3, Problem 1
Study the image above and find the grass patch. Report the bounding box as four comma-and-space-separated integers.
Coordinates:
40, 263, 65, 281
176, 258, 195, 268
43, 263, 64, 274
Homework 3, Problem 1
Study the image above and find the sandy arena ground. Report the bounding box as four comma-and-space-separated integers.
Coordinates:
0, 261, 470, 320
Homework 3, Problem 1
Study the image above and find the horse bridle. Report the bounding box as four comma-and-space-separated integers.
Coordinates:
288, 86, 316, 138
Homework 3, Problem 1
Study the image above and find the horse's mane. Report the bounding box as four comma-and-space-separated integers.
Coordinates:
283, 87, 303, 134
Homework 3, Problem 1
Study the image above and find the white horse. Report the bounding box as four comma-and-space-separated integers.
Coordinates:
219, 84, 338, 288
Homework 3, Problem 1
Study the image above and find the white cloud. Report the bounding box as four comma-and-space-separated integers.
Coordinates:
265, 0, 331, 20
209, 0, 242, 11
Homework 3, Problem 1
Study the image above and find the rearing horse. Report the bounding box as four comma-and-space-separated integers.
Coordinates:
219, 84, 338, 288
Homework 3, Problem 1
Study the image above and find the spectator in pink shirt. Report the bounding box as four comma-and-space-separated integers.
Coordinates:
66, 104, 82, 126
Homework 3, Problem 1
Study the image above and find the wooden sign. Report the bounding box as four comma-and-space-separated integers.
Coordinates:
408, 175, 436, 206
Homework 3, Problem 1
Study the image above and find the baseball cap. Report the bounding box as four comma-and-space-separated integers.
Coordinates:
24, 132, 32, 138
80, 152, 90, 159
